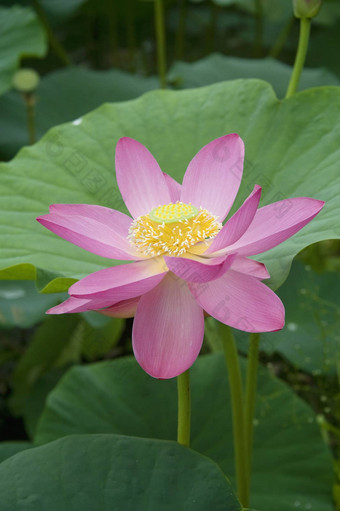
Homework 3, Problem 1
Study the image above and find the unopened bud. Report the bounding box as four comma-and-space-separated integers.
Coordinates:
12, 68, 40, 93
293, 0, 322, 18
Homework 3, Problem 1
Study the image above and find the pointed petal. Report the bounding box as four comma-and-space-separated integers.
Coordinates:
163, 172, 181, 202
37, 206, 139, 260
46, 295, 116, 314
225, 198, 324, 256
69, 259, 167, 301
115, 137, 171, 218
164, 254, 236, 283
230, 256, 270, 279
206, 185, 261, 253
180, 134, 244, 221
189, 270, 284, 332
133, 274, 204, 379
100, 296, 140, 318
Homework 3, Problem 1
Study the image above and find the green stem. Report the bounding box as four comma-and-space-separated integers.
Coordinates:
25, 93, 36, 145
32, 0, 72, 67
244, 333, 260, 492
268, 16, 294, 59
154, 0, 167, 89
177, 369, 191, 447
220, 324, 248, 507
285, 17, 311, 98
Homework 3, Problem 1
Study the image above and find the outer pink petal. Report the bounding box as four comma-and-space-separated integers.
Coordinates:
189, 270, 284, 332
37, 206, 139, 260
180, 134, 244, 221
224, 198, 324, 256
163, 172, 181, 202
164, 254, 236, 283
206, 185, 261, 254
115, 137, 171, 218
230, 256, 270, 279
47, 295, 117, 314
69, 259, 167, 301
133, 274, 204, 379
100, 297, 140, 318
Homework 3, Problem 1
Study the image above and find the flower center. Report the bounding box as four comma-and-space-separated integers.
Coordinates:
128, 201, 221, 257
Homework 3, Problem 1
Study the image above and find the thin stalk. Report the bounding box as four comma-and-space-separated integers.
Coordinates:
25, 93, 36, 145
244, 333, 260, 492
268, 16, 294, 59
220, 323, 248, 507
154, 0, 167, 89
285, 17, 311, 98
177, 369, 191, 447
32, 0, 72, 66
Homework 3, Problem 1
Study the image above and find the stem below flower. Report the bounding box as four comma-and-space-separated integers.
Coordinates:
285, 17, 311, 98
220, 323, 249, 507
244, 333, 260, 492
154, 0, 167, 89
177, 369, 191, 447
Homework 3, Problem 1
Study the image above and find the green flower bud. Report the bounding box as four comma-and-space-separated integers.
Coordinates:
12, 68, 40, 93
293, 0, 322, 18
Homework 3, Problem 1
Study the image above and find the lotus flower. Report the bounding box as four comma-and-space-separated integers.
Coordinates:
37, 135, 323, 378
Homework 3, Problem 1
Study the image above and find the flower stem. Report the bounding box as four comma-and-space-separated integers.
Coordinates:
220, 323, 248, 507
177, 369, 191, 447
24, 93, 36, 145
32, 0, 72, 67
268, 16, 294, 59
285, 17, 311, 98
244, 333, 260, 492
154, 0, 167, 89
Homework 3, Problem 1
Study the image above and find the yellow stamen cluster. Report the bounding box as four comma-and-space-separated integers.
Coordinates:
128, 201, 221, 257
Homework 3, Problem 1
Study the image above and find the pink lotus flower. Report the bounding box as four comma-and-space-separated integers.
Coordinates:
37, 135, 324, 379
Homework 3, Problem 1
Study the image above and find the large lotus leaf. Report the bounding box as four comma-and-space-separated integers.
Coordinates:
0, 442, 32, 463
0, 6, 47, 96
35, 354, 333, 511
0, 80, 339, 291
0, 68, 157, 160
234, 261, 340, 375
169, 54, 340, 98
0, 434, 243, 511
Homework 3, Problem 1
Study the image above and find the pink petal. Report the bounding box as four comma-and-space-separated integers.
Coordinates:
206, 185, 262, 254
133, 274, 204, 379
69, 259, 167, 301
225, 198, 324, 256
189, 270, 284, 332
164, 254, 236, 283
180, 134, 245, 221
163, 172, 181, 202
230, 256, 270, 279
47, 295, 116, 314
37, 205, 139, 260
115, 138, 171, 218
100, 296, 140, 318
